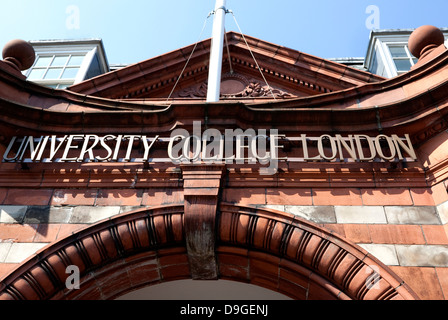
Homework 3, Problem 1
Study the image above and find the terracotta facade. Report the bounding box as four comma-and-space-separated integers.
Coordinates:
0, 26, 448, 300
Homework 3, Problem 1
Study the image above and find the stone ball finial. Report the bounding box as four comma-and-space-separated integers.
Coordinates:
2, 39, 35, 71
408, 25, 445, 59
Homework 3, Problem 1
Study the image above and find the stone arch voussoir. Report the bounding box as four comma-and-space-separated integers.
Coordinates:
217, 203, 419, 300
0, 204, 419, 300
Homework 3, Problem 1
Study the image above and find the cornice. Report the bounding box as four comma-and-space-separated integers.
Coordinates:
0, 163, 428, 190
0, 48, 447, 143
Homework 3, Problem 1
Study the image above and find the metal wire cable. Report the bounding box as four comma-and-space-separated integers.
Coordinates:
166, 13, 212, 101
229, 10, 277, 100
224, 28, 234, 74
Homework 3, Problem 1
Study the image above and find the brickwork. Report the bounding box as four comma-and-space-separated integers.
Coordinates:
237, 190, 448, 300
0, 184, 447, 299
0, 154, 447, 300
0, 200, 420, 300
1, 26, 448, 300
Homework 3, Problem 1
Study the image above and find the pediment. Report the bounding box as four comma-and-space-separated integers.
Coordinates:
174, 72, 295, 99
69, 32, 385, 101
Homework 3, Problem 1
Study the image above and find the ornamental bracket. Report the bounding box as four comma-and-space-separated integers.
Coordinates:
181, 163, 225, 279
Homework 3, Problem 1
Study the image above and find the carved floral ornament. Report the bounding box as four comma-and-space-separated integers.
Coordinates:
176, 72, 294, 99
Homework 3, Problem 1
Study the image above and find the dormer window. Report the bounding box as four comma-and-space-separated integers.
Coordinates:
22, 39, 109, 89
26, 54, 86, 88
365, 29, 448, 78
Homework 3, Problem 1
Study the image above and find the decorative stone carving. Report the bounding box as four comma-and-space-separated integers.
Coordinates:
1, 39, 35, 79
408, 25, 445, 59
176, 72, 294, 99
177, 82, 208, 98
408, 25, 447, 69
238, 81, 293, 98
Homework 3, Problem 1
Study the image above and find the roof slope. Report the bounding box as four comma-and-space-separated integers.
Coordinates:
68, 31, 384, 101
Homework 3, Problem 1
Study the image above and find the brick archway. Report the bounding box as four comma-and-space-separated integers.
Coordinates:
0, 203, 418, 300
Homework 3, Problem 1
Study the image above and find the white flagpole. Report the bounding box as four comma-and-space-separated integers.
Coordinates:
206, 0, 227, 102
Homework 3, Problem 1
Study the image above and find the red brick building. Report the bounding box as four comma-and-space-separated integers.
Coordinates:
0, 25, 447, 300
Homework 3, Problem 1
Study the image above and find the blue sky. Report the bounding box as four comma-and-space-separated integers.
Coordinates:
1, 1, 447, 65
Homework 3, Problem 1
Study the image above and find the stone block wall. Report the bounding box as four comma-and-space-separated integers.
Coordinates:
223, 185, 448, 300
0, 183, 447, 299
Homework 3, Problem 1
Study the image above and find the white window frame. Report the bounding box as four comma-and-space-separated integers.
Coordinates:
366, 30, 448, 78
383, 42, 417, 75
25, 50, 94, 88
366, 38, 395, 78
23, 41, 107, 89
25, 52, 88, 88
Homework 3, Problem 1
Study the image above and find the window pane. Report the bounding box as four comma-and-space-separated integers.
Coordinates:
394, 59, 412, 71
67, 55, 85, 66
51, 56, 69, 67
61, 67, 79, 79
28, 68, 46, 80
44, 68, 63, 79
389, 46, 408, 58
34, 56, 53, 67
370, 56, 379, 74
85, 53, 102, 79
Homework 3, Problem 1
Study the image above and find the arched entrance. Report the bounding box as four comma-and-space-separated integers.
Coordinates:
0, 204, 419, 300
116, 279, 292, 300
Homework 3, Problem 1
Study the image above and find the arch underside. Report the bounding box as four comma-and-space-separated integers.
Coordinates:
0, 204, 419, 300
